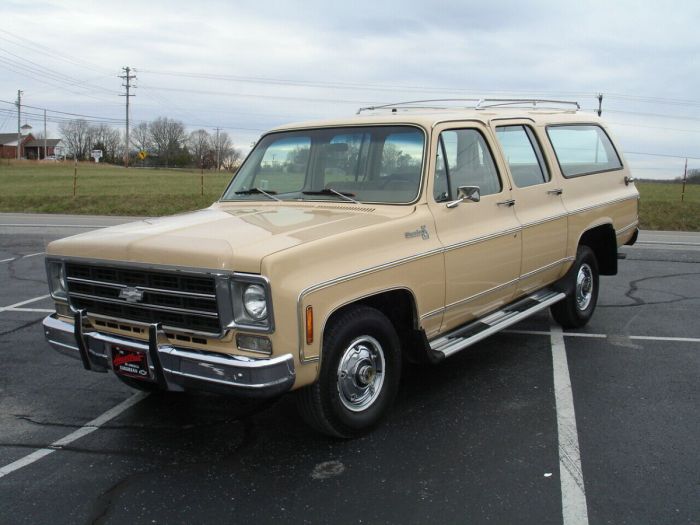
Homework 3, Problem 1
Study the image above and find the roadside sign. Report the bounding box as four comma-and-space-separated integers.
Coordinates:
91, 149, 103, 163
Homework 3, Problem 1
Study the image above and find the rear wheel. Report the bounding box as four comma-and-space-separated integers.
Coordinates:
296, 305, 401, 438
551, 245, 599, 328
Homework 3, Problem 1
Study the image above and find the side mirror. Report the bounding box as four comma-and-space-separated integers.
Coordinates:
446, 186, 480, 208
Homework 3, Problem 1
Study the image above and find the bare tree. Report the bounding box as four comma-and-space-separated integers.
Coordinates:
222, 146, 243, 171
130, 122, 152, 155
211, 130, 234, 170
188, 129, 213, 168
91, 123, 122, 163
149, 117, 186, 167
59, 119, 92, 160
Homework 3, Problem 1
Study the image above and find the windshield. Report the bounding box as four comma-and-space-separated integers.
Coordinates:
221, 125, 425, 204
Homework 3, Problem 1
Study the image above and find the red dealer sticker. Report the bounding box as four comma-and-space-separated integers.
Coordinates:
112, 345, 151, 380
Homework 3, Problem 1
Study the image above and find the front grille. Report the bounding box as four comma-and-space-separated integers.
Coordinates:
65, 262, 221, 335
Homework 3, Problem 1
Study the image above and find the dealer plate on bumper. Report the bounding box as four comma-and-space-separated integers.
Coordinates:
111, 344, 153, 381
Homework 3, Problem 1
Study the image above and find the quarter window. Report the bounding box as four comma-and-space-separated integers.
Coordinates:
433, 129, 501, 201
496, 125, 549, 187
547, 125, 622, 177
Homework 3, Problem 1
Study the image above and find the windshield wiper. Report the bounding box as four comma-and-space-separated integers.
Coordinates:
234, 187, 280, 201
302, 188, 359, 204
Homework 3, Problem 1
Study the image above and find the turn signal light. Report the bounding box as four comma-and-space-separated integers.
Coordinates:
305, 306, 313, 345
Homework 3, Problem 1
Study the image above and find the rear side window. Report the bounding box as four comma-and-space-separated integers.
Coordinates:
495, 125, 550, 187
546, 125, 622, 177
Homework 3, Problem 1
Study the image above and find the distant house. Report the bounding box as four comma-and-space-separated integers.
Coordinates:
0, 133, 32, 159
24, 138, 62, 159
0, 133, 62, 159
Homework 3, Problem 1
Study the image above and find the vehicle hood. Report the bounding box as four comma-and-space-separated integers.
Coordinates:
47, 203, 415, 273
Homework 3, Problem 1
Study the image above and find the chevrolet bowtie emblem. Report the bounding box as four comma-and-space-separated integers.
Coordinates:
119, 287, 144, 303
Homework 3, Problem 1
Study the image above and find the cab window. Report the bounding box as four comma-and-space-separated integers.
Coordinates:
433, 129, 501, 202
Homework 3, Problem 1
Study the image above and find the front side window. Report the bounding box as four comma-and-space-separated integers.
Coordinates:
495, 125, 550, 187
221, 126, 425, 204
546, 124, 622, 177
433, 129, 501, 202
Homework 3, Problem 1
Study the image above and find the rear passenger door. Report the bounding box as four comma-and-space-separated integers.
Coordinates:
493, 121, 569, 295
428, 123, 522, 334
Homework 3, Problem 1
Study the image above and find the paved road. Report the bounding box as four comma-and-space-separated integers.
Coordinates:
0, 214, 698, 524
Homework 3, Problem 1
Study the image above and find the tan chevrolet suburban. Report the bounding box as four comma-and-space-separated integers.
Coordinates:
43, 99, 639, 437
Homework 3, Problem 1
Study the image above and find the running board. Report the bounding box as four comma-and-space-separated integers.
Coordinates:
430, 289, 565, 358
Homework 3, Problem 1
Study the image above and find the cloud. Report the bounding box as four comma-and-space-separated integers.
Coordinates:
1, 0, 699, 176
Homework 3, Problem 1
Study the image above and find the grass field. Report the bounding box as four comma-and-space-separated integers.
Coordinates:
0, 160, 231, 216
636, 181, 699, 231
0, 161, 698, 230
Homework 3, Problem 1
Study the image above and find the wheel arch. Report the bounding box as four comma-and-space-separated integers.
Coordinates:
322, 288, 435, 365
576, 222, 618, 275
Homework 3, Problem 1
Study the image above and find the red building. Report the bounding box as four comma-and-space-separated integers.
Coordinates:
0, 133, 62, 159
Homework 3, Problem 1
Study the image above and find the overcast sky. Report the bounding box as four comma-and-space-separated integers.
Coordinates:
1, 0, 699, 178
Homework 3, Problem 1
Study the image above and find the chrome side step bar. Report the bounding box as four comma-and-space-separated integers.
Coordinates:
430, 289, 565, 358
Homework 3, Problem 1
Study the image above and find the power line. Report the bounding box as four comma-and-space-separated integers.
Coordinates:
0, 49, 118, 96
139, 69, 700, 109
624, 151, 700, 161
0, 100, 124, 123
0, 28, 110, 75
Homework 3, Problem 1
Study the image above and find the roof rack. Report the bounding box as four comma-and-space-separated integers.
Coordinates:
356, 98, 580, 114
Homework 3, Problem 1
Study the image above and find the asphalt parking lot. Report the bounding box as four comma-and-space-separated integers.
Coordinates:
0, 213, 698, 525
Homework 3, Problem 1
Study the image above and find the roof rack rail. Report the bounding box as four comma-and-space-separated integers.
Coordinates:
356, 97, 579, 114
356, 99, 481, 114
474, 98, 580, 110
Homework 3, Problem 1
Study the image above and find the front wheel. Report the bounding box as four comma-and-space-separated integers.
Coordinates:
296, 305, 401, 438
551, 245, 599, 328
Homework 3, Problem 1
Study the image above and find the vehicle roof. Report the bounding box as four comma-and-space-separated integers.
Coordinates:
270, 108, 603, 133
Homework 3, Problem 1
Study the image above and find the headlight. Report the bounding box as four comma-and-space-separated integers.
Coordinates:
47, 261, 67, 300
243, 284, 268, 320
228, 276, 274, 332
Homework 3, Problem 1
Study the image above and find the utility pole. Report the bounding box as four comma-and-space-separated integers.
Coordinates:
214, 127, 221, 170
597, 93, 603, 117
16, 90, 22, 160
119, 66, 136, 167
681, 158, 688, 202
43, 109, 47, 160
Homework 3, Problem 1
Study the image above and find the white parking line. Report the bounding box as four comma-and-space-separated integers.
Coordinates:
0, 257, 15, 264
21, 252, 45, 259
0, 392, 148, 479
0, 295, 51, 313
0, 223, 105, 229
629, 335, 700, 343
551, 325, 590, 525
505, 329, 700, 343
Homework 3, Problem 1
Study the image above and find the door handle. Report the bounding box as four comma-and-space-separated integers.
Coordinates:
496, 199, 516, 207
547, 188, 563, 195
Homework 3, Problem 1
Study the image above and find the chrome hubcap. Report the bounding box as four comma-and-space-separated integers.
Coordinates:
576, 263, 593, 310
337, 336, 385, 412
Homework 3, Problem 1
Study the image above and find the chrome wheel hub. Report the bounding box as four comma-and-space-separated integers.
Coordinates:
337, 336, 385, 412
575, 263, 594, 310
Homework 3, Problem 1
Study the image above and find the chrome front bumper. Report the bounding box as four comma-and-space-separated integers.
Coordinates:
43, 312, 295, 398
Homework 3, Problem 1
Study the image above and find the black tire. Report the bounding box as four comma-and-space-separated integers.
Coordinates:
551, 245, 599, 328
296, 305, 402, 438
115, 374, 163, 392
